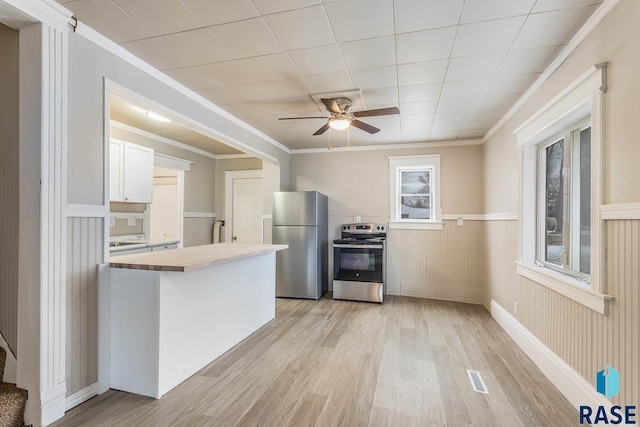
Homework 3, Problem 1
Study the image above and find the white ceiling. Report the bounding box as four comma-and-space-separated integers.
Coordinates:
60, 0, 603, 150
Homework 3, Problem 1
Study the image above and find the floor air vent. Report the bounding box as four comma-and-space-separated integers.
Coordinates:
467, 370, 488, 394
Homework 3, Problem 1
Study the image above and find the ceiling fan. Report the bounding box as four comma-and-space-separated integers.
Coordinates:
279, 98, 400, 135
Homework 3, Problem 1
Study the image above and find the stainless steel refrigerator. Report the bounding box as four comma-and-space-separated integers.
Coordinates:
272, 191, 328, 299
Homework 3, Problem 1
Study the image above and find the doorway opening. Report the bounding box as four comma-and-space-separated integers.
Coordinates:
149, 165, 184, 246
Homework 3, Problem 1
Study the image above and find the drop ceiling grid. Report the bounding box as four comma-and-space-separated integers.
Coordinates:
59, 0, 604, 149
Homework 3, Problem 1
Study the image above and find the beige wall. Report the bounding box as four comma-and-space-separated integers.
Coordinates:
483, 0, 640, 406
291, 145, 484, 217
0, 23, 19, 355
290, 145, 485, 300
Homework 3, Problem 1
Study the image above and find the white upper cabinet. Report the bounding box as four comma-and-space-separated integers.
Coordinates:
110, 139, 154, 203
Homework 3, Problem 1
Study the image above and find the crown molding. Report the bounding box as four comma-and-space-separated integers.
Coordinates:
483, 0, 621, 144
291, 139, 482, 154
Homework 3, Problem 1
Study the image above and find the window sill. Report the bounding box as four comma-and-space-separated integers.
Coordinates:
388, 221, 444, 231
515, 262, 613, 315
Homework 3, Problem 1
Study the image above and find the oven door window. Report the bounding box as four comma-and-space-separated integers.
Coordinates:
334, 247, 383, 283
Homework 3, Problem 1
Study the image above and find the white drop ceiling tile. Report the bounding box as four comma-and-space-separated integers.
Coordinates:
452, 16, 526, 57
112, 0, 202, 35
120, 38, 191, 70
446, 54, 504, 82
399, 83, 442, 103
436, 97, 479, 113
180, 0, 259, 25
264, 78, 313, 99
460, 0, 535, 24
488, 73, 539, 94
362, 114, 401, 128
63, 0, 153, 43
477, 92, 522, 109
469, 107, 510, 121
441, 78, 490, 99
400, 100, 438, 115
289, 45, 346, 76
305, 72, 353, 93
495, 45, 561, 76
252, 0, 321, 15
246, 100, 294, 115
163, 67, 221, 90
394, 0, 464, 33
459, 128, 490, 139
532, 0, 602, 13
401, 114, 434, 126
199, 60, 257, 86
161, 29, 234, 65
402, 124, 431, 142
429, 129, 461, 141
374, 127, 403, 144
463, 119, 498, 130
325, 0, 394, 42
340, 37, 396, 70
226, 82, 277, 102
242, 53, 301, 82
398, 60, 448, 87
280, 97, 323, 114
221, 103, 261, 118
264, 5, 335, 50
349, 66, 397, 90
511, 6, 598, 49
433, 111, 472, 124
361, 88, 398, 107
396, 27, 457, 64
210, 18, 283, 58
195, 87, 242, 105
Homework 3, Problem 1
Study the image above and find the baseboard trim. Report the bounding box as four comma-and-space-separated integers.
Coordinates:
41, 382, 67, 426
0, 332, 17, 383
490, 299, 612, 411
401, 283, 483, 304
65, 383, 98, 411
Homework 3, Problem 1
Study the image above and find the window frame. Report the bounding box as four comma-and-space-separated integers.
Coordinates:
388, 155, 442, 230
536, 117, 592, 282
515, 64, 611, 314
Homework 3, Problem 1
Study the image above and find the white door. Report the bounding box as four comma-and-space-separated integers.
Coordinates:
232, 177, 263, 243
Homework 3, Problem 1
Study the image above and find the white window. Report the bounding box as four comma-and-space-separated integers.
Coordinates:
516, 64, 611, 314
388, 155, 442, 230
538, 118, 592, 279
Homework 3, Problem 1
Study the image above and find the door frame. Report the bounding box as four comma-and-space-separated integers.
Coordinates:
224, 169, 262, 243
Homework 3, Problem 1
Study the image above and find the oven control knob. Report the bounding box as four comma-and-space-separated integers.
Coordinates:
377, 226, 380, 230
381, 226, 384, 231
347, 226, 350, 229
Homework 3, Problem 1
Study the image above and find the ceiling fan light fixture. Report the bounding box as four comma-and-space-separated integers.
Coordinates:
328, 117, 351, 131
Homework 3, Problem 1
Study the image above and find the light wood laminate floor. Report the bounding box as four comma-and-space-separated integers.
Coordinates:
52, 295, 576, 426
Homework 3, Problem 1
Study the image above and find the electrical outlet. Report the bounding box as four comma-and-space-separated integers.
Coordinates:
110, 216, 115, 227
127, 217, 136, 226
457, 217, 464, 226
514, 302, 518, 315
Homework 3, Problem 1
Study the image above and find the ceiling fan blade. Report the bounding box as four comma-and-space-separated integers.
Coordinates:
321, 98, 341, 114
313, 123, 331, 135
353, 107, 400, 118
350, 119, 380, 134
279, 116, 328, 120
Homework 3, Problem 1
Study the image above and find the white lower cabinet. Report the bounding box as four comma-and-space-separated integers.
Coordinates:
111, 247, 152, 256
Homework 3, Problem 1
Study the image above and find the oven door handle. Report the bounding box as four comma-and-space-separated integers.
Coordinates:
333, 244, 384, 249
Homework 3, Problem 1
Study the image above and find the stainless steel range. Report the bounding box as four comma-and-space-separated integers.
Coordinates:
333, 223, 386, 303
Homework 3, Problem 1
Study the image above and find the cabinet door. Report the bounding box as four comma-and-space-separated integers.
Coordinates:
123, 142, 154, 203
109, 140, 124, 202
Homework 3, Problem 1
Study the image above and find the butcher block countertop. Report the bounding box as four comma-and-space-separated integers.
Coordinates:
110, 243, 288, 272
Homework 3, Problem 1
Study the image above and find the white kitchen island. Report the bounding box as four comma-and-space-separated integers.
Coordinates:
105, 243, 287, 399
